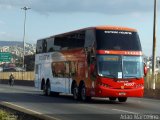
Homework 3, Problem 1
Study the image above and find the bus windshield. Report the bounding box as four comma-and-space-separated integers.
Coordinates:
97, 55, 143, 79
96, 30, 142, 51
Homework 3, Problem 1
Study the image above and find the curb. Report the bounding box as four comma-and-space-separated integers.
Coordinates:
0, 101, 60, 120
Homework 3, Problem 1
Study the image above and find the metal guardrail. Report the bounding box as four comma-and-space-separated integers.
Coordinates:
0, 72, 35, 81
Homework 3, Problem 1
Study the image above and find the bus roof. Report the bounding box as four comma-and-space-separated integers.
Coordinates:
54, 26, 137, 37
37, 25, 137, 41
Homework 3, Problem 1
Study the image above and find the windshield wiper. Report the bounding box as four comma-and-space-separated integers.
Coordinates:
107, 74, 116, 78
124, 75, 139, 80
102, 74, 118, 80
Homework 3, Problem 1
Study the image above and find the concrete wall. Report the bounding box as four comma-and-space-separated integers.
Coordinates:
0, 72, 34, 86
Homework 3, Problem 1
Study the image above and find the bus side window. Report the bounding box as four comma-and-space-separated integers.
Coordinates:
69, 61, 77, 77
87, 52, 91, 65
52, 62, 72, 78
36, 40, 43, 54
35, 65, 38, 74
42, 39, 47, 53
48, 48, 54, 52
47, 37, 55, 52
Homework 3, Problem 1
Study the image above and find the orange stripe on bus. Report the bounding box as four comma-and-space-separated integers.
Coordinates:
95, 26, 137, 32
97, 50, 142, 55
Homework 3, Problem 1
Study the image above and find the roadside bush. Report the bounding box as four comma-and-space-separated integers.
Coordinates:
0, 110, 17, 120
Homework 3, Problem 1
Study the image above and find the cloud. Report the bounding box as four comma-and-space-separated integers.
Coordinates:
0, 20, 5, 25
0, 0, 155, 15
27, 0, 155, 15
0, 31, 20, 41
0, 32, 6, 35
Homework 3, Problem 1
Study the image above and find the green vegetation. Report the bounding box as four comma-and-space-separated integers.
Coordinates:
0, 109, 17, 120
145, 72, 160, 89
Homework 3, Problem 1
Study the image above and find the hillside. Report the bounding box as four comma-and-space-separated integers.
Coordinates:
0, 40, 36, 57
0, 41, 22, 47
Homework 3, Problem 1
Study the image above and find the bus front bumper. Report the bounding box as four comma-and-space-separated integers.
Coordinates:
95, 86, 144, 98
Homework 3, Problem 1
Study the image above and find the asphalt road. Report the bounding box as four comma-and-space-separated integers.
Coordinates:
0, 84, 160, 120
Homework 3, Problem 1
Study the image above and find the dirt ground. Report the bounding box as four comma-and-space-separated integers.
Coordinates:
144, 89, 160, 100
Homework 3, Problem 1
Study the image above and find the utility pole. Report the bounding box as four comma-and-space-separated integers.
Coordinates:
152, 0, 157, 89
21, 6, 31, 70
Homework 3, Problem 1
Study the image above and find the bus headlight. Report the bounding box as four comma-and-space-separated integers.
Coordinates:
136, 84, 144, 88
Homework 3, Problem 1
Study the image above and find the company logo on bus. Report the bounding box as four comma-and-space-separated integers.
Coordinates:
124, 83, 135, 86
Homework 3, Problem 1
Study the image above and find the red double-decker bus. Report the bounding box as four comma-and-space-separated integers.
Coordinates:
35, 26, 147, 102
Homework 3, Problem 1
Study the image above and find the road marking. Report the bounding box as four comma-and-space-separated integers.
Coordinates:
0, 101, 61, 120
129, 98, 160, 103
112, 109, 138, 114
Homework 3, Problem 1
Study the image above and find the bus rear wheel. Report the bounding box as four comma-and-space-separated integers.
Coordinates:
118, 97, 127, 102
73, 84, 78, 100
80, 84, 91, 101
42, 83, 47, 96
52, 92, 59, 97
80, 84, 86, 101
46, 82, 51, 96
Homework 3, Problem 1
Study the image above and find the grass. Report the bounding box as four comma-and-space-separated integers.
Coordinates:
0, 109, 17, 120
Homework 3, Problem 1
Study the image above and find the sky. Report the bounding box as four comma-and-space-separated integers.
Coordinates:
0, 0, 160, 56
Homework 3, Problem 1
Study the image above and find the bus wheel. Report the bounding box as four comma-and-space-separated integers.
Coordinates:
118, 97, 127, 102
73, 84, 78, 100
109, 97, 117, 101
42, 83, 46, 96
80, 84, 89, 101
52, 92, 59, 97
46, 82, 51, 96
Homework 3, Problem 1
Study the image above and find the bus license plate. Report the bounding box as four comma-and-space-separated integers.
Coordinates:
119, 92, 126, 96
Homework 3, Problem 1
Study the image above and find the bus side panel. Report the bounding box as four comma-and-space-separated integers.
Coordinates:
35, 64, 42, 89
51, 78, 72, 94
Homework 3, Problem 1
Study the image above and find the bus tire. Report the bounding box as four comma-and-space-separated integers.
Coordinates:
73, 83, 79, 100
52, 92, 59, 97
109, 97, 117, 101
80, 83, 91, 101
42, 83, 47, 96
118, 97, 127, 102
46, 81, 51, 96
